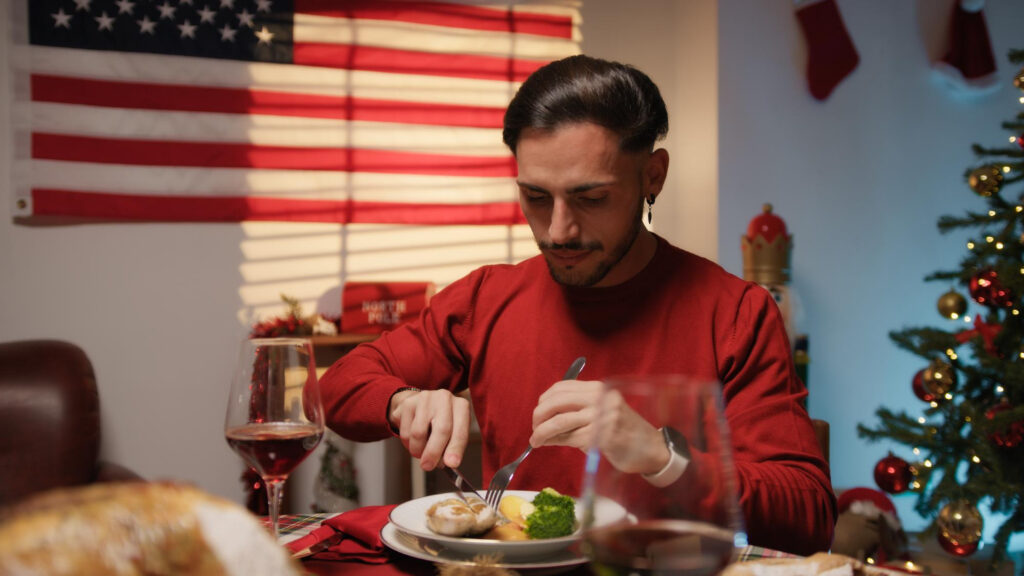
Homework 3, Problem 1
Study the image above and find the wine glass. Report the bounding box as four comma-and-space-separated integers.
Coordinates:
581, 374, 746, 576
225, 337, 324, 540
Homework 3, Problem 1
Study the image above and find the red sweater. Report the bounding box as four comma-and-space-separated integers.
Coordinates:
320, 236, 836, 554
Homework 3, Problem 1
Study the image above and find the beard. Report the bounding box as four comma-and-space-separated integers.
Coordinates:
539, 196, 645, 287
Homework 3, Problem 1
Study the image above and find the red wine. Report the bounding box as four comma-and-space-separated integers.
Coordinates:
584, 519, 737, 576
226, 422, 322, 480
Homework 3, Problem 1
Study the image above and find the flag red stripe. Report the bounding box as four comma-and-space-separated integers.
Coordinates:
32, 133, 516, 177
297, 0, 573, 39
31, 188, 527, 225
30, 74, 506, 128
293, 42, 545, 82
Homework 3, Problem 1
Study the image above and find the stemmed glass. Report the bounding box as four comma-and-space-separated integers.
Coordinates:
225, 337, 325, 540
581, 375, 746, 576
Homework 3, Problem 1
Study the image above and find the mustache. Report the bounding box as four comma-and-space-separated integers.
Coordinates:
538, 240, 603, 251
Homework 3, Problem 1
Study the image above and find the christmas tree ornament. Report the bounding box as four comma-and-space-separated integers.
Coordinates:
911, 369, 936, 403
984, 399, 1024, 448
794, 0, 859, 100
967, 165, 1003, 197
931, 0, 999, 98
937, 289, 968, 319
955, 314, 1002, 356
922, 359, 957, 398
936, 500, 983, 557
1015, 66, 1024, 91
874, 453, 914, 494
968, 268, 1013, 307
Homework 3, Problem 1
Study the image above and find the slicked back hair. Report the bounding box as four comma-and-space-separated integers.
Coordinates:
502, 55, 669, 155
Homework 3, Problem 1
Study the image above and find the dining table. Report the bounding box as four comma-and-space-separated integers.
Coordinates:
273, 510, 803, 576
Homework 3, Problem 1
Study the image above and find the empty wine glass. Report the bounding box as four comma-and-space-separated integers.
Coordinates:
225, 337, 324, 540
581, 375, 746, 576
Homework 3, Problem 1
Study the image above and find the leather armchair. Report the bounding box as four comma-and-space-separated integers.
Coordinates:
0, 339, 142, 507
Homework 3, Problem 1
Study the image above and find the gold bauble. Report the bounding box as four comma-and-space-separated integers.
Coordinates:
923, 359, 956, 398
1015, 67, 1024, 91
936, 500, 982, 557
968, 166, 1004, 197
937, 289, 967, 319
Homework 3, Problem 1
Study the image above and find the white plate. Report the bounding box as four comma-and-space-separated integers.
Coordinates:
380, 522, 587, 574
387, 490, 627, 562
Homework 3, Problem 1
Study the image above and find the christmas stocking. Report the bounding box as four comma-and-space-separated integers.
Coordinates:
932, 0, 999, 97
795, 0, 860, 101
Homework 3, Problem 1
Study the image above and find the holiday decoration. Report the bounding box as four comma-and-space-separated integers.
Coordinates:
874, 453, 914, 494
931, 0, 999, 98
1014, 66, 1024, 91
968, 268, 1012, 307
832, 487, 909, 564
741, 204, 804, 349
859, 48, 1024, 569
984, 399, 1024, 448
911, 369, 936, 403
794, 0, 859, 101
922, 359, 956, 399
937, 289, 968, 319
936, 500, 983, 557
954, 314, 1002, 356
967, 165, 1004, 197
250, 294, 340, 338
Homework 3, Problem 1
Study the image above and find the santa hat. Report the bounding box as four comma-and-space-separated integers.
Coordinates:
837, 487, 903, 532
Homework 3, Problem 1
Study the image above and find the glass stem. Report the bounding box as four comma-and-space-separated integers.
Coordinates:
265, 477, 286, 541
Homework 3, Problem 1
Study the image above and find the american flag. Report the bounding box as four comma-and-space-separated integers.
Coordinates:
10, 0, 580, 224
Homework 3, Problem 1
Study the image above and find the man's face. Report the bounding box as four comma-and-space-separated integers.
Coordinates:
515, 122, 657, 287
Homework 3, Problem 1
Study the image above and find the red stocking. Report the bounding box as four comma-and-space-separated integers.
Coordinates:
795, 0, 860, 101
932, 0, 999, 97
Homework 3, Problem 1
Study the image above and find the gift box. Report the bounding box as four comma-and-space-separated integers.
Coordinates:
341, 282, 435, 334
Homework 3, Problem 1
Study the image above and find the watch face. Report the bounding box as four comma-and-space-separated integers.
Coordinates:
663, 426, 690, 458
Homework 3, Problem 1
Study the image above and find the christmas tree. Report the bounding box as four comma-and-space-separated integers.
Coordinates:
858, 50, 1024, 570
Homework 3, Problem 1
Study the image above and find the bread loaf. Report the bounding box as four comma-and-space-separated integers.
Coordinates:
0, 482, 302, 576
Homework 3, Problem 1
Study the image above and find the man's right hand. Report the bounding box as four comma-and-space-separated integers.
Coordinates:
389, 388, 470, 471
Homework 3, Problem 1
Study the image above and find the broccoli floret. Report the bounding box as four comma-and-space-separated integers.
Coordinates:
524, 488, 576, 539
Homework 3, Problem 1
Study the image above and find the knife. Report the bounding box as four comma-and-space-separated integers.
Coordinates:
441, 465, 488, 504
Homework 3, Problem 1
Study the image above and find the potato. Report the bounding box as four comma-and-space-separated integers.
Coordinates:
498, 495, 535, 529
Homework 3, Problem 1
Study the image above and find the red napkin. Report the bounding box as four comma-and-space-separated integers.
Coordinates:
286, 505, 397, 563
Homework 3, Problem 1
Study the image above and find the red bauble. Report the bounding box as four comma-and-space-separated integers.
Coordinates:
985, 400, 1024, 448
911, 369, 935, 402
969, 269, 1014, 307
874, 453, 913, 494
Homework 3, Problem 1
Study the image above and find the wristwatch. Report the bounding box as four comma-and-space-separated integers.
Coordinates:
642, 426, 690, 487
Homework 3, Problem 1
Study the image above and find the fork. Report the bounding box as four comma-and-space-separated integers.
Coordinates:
484, 356, 586, 509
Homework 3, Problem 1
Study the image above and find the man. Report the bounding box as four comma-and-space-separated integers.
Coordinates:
320, 55, 835, 554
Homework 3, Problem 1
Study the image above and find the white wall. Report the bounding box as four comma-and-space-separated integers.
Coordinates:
0, 0, 709, 512
718, 0, 1024, 547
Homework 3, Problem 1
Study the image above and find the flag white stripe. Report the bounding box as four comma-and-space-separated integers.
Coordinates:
293, 14, 579, 61
29, 160, 518, 204
28, 102, 509, 154
18, 45, 522, 107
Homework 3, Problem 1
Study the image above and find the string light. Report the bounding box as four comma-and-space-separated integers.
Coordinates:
964, 315, 972, 323
1013, 309, 1020, 316
930, 401, 939, 408
989, 210, 997, 216
972, 455, 981, 464
967, 241, 976, 250
924, 459, 933, 468
918, 416, 927, 424
1017, 206, 1023, 213
1002, 165, 1011, 173
996, 385, 1005, 393
996, 242, 1004, 250
913, 447, 921, 455
945, 392, 953, 400
986, 235, 995, 243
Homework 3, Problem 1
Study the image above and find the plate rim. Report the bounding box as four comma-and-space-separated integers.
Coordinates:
379, 522, 589, 570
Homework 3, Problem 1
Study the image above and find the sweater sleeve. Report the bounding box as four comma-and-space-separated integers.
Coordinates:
318, 271, 482, 441
718, 283, 837, 555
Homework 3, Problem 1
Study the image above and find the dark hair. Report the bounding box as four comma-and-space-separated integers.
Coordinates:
502, 55, 668, 154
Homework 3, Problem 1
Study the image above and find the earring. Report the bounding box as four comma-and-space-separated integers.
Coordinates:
646, 195, 655, 224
